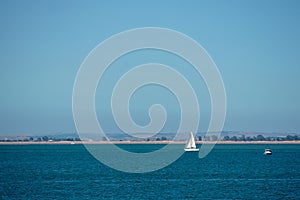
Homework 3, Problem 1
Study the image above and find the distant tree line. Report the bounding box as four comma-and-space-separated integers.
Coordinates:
1, 134, 299, 142
0, 136, 81, 142
222, 134, 300, 141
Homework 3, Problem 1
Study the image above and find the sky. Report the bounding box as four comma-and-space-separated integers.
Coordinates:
0, 0, 300, 135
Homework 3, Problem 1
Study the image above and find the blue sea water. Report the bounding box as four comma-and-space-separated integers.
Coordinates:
0, 144, 299, 199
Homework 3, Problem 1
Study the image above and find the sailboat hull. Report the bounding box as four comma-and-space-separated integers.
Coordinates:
184, 148, 199, 152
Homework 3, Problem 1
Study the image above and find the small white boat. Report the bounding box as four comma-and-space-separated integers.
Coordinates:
184, 132, 199, 152
264, 148, 272, 155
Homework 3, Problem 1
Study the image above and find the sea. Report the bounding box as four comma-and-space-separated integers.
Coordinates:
1, 144, 299, 199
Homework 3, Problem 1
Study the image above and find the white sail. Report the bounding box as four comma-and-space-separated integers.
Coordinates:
184, 132, 199, 152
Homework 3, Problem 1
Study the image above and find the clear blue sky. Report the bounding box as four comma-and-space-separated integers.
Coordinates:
0, 0, 300, 135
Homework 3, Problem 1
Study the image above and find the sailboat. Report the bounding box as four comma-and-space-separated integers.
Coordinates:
184, 132, 199, 152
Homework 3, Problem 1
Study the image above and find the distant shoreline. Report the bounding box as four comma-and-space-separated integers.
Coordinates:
0, 141, 300, 145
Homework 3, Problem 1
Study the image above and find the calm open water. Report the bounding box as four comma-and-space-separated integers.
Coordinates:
1, 144, 299, 199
